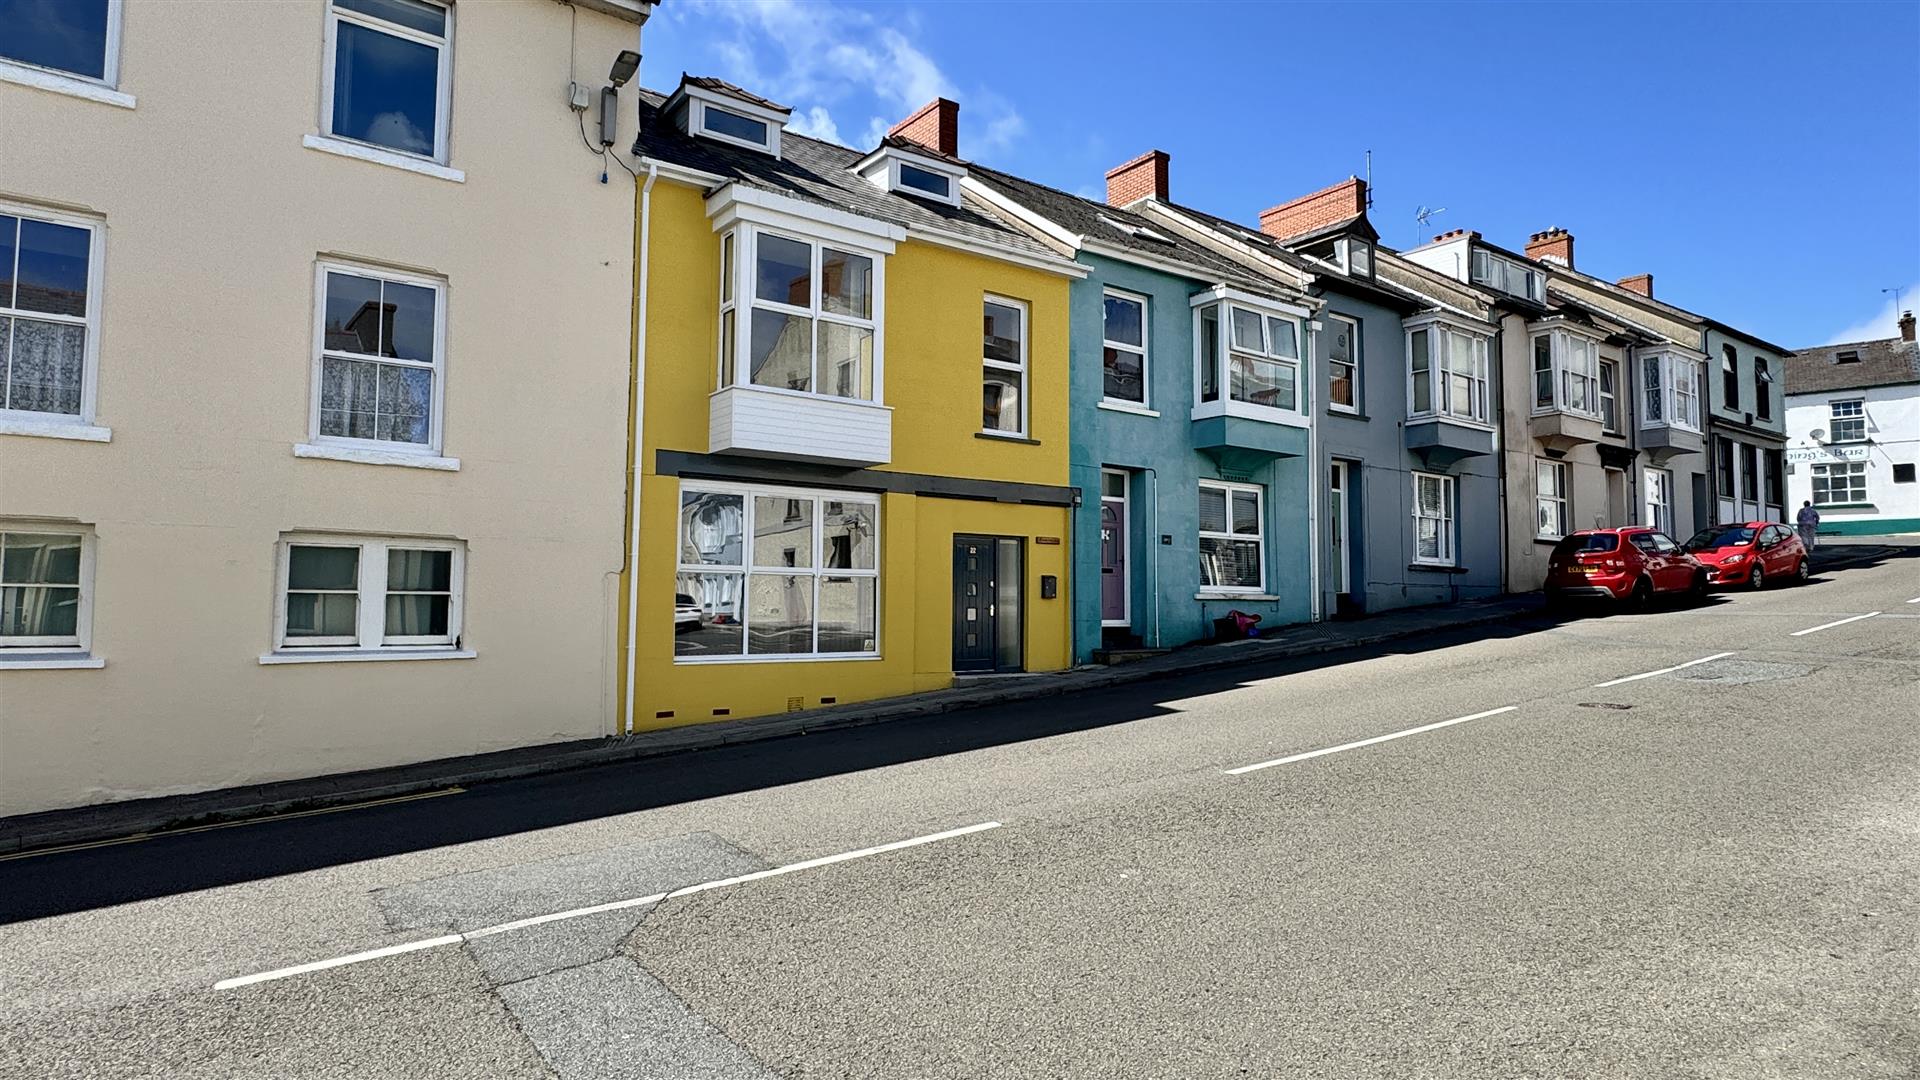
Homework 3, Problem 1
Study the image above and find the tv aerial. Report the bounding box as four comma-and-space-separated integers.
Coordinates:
1414, 204, 1447, 242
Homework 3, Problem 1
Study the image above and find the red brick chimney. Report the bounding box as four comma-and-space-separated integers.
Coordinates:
1258, 178, 1367, 242
1525, 227, 1574, 267
1901, 310, 1916, 342
1105, 150, 1169, 206
1617, 274, 1653, 297
888, 98, 959, 157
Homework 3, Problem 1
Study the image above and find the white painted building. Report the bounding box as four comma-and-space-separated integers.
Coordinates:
1782, 315, 1920, 535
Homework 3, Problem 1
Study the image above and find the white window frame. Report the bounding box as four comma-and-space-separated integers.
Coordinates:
1471, 249, 1544, 302
1598, 358, 1619, 433
674, 481, 882, 664
853, 147, 966, 208
1536, 460, 1569, 540
1191, 289, 1310, 425
1101, 288, 1150, 409
0, 201, 110, 438
1829, 398, 1866, 443
1326, 312, 1360, 415
322, 0, 454, 165
1639, 349, 1702, 433
684, 91, 785, 157
1644, 466, 1674, 535
0, 0, 130, 106
1530, 328, 1603, 420
307, 259, 450, 461
1197, 479, 1266, 596
1411, 472, 1456, 567
0, 523, 96, 657
269, 533, 466, 656
1404, 318, 1491, 425
717, 224, 887, 405
981, 294, 1029, 437
1811, 461, 1867, 506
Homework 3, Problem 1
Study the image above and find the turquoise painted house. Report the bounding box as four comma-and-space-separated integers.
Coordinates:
970, 154, 1321, 661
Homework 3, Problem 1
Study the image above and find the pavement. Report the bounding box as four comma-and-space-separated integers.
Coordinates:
1, 541, 1915, 1078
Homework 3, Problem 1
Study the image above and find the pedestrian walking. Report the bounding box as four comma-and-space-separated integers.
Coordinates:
1797, 500, 1821, 551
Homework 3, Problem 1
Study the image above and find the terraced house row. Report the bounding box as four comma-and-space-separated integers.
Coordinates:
0, 0, 1815, 817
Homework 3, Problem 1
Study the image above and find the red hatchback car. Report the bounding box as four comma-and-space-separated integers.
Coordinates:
1545, 527, 1708, 608
1683, 521, 1810, 589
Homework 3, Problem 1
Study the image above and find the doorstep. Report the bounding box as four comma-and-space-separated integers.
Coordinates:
0, 594, 1549, 856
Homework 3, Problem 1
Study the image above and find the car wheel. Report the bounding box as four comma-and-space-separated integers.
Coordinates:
1795, 559, 1810, 585
1688, 571, 1709, 604
1628, 577, 1653, 611
1748, 564, 1765, 591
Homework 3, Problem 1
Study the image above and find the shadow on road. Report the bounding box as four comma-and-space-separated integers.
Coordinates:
2, 546, 1909, 924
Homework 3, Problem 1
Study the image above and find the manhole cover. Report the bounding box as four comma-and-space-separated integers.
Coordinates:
1669, 659, 1811, 685
1578, 702, 1633, 710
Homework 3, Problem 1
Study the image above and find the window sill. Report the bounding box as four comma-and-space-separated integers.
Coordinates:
1534, 536, 1566, 546
294, 442, 460, 471
1097, 401, 1160, 418
1813, 503, 1876, 511
975, 431, 1041, 445
0, 61, 135, 108
674, 653, 882, 665
0, 417, 112, 442
0, 653, 105, 670
302, 135, 465, 183
1326, 407, 1368, 421
1195, 592, 1281, 602
259, 648, 476, 666
1408, 562, 1468, 574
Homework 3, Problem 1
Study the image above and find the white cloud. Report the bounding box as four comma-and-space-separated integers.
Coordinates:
680, 0, 1023, 156
1823, 281, 1919, 345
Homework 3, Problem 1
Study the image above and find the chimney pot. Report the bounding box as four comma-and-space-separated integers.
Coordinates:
1901, 309, 1916, 342
1105, 150, 1170, 207
1525, 227, 1575, 268
888, 98, 959, 158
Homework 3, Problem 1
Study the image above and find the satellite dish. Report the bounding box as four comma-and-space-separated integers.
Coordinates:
1810, 428, 1827, 443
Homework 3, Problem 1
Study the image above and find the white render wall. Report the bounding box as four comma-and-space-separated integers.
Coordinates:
0, 1, 644, 815
1784, 384, 1920, 532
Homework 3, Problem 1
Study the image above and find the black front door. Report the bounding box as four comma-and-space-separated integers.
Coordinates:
952, 535, 1023, 673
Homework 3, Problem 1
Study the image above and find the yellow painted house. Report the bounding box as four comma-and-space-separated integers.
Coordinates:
619, 81, 1085, 732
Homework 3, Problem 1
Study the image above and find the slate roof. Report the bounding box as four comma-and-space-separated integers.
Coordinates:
963, 164, 1283, 295
680, 76, 790, 114
633, 86, 1059, 264
1371, 249, 1497, 322
1782, 336, 1920, 394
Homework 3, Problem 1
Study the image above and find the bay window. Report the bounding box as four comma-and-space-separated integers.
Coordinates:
1412, 472, 1456, 566
1194, 297, 1303, 415
1530, 329, 1602, 419
1197, 480, 1264, 593
717, 226, 882, 402
1639, 350, 1702, 432
1406, 322, 1489, 423
676, 484, 880, 661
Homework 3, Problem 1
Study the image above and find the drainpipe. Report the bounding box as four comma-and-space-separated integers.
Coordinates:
621, 160, 659, 737
1140, 465, 1160, 647
1491, 320, 1510, 592
1305, 315, 1323, 623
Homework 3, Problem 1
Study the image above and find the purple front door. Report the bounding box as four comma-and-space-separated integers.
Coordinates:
1100, 495, 1126, 624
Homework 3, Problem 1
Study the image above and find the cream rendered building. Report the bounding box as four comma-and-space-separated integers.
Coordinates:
0, 0, 650, 816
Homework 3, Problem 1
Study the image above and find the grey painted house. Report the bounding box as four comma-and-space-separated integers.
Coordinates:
1144, 180, 1505, 615
1703, 320, 1790, 524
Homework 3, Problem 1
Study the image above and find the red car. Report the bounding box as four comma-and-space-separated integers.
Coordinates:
1545, 527, 1707, 608
1683, 522, 1810, 589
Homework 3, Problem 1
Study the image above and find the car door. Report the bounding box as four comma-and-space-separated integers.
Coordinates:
1628, 533, 1664, 589
1651, 532, 1690, 589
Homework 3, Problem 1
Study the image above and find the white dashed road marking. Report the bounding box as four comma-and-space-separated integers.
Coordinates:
1226, 707, 1518, 776
1592, 652, 1737, 688
214, 821, 1003, 990
1790, 612, 1881, 637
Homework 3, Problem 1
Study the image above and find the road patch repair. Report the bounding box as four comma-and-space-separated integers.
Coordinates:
1666, 658, 1814, 685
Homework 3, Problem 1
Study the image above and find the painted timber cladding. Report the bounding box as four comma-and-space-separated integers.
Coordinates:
1313, 289, 1503, 612
628, 179, 1075, 726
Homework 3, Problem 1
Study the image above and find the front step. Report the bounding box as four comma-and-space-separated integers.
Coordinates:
1091, 648, 1170, 666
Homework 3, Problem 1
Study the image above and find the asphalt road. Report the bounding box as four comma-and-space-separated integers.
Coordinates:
3, 552, 1916, 1079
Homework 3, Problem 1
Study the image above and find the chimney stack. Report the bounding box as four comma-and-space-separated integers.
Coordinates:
888, 98, 959, 158
1257, 177, 1367, 243
1617, 273, 1653, 297
1525, 227, 1575, 268
1432, 228, 1480, 244
1105, 150, 1169, 206
1901, 310, 1916, 343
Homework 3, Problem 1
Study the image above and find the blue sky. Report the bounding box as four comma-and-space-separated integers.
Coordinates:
646, 1, 1919, 348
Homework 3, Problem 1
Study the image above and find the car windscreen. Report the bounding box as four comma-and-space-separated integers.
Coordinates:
1553, 534, 1618, 557
1685, 526, 1755, 552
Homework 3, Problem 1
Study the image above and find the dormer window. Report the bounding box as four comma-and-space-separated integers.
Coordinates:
1337, 237, 1373, 278
1471, 249, 1545, 302
1836, 350, 1860, 364
854, 144, 965, 207
669, 79, 789, 158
